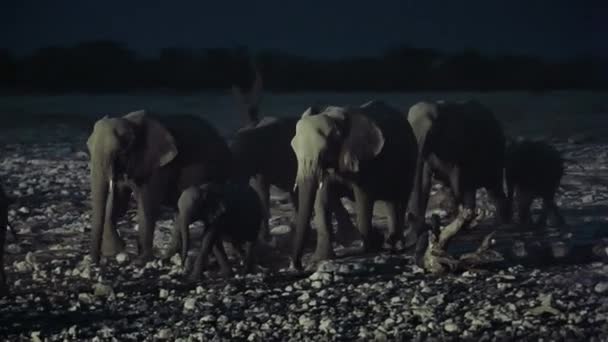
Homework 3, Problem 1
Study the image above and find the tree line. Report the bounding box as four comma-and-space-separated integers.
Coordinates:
0, 40, 605, 93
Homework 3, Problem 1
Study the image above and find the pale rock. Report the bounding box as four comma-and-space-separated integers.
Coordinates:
115, 253, 129, 264
183, 297, 197, 311
594, 282, 608, 294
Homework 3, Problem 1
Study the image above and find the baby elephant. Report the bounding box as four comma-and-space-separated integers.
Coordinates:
505, 139, 565, 227
175, 182, 263, 280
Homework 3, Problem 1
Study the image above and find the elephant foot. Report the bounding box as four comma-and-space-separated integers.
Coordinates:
133, 252, 154, 267
289, 259, 304, 272
101, 237, 126, 257
218, 267, 234, 278
335, 228, 360, 247
186, 271, 202, 283
402, 228, 419, 250
546, 215, 565, 228
364, 230, 385, 253
161, 245, 180, 261
311, 246, 336, 265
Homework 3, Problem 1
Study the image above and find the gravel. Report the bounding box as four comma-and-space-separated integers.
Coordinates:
0, 137, 607, 341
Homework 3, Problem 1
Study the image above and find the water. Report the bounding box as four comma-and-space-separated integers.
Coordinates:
0, 90, 606, 142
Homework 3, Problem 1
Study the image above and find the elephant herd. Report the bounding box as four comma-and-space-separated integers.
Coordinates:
0, 97, 567, 296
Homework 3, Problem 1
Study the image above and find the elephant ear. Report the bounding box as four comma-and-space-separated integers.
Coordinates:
86, 115, 110, 154
124, 110, 178, 170
339, 112, 384, 173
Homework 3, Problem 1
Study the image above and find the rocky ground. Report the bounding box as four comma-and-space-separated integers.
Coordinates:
0, 130, 607, 341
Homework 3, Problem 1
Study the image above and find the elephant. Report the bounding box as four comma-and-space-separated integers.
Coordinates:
0, 183, 13, 297
405, 100, 509, 250
175, 182, 263, 279
86, 109, 232, 265
230, 72, 356, 246
290, 100, 418, 270
230, 116, 357, 245
505, 139, 565, 226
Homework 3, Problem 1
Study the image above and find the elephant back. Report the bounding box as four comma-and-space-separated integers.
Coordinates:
356, 101, 418, 200
505, 140, 564, 192
230, 116, 299, 192
429, 101, 505, 166
159, 114, 233, 181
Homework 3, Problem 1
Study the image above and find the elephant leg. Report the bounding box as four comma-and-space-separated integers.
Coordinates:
515, 188, 534, 225
101, 182, 129, 257
213, 241, 233, 278
163, 213, 181, 260
242, 241, 257, 274
330, 194, 358, 246
384, 201, 405, 249
487, 180, 509, 225
543, 193, 564, 227
405, 162, 432, 249
189, 227, 220, 281
505, 176, 515, 224
167, 187, 199, 261
311, 182, 336, 263
353, 186, 379, 253
134, 179, 166, 265
251, 175, 271, 243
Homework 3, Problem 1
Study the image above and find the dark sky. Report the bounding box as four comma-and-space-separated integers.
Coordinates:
1, 0, 605, 60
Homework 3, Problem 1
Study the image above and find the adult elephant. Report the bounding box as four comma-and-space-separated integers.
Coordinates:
290, 100, 418, 270
231, 116, 357, 244
405, 100, 509, 249
87, 110, 231, 264
231, 73, 356, 245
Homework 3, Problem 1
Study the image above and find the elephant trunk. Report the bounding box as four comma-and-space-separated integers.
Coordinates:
291, 159, 320, 270
89, 163, 111, 262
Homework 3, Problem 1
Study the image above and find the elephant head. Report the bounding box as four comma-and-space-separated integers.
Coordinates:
86, 110, 178, 262
289, 106, 385, 267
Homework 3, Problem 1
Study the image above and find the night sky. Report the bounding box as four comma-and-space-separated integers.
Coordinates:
1, 0, 605, 61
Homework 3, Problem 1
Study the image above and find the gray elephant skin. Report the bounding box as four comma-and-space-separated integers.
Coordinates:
505, 139, 565, 226
0, 183, 12, 296
406, 100, 509, 246
86, 110, 232, 264
230, 116, 356, 243
290, 100, 418, 270
175, 182, 263, 280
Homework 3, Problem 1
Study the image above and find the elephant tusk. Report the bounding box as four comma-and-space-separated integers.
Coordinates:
293, 183, 298, 193
318, 181, 323, 190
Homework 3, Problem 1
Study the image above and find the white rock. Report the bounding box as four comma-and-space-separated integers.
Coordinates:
159, 289, 169, 299
581, 194, 594, 204
444, 322, 459, 333
115, 253, 129, 264
298, 315, 316, 330
78, 293, 93, 305
93, 284, 114, 298
31, 331, 42, 342
270, 225, 291, 235
319, 317, 334, 333
156, 329, 173, 340
594, 282, 608, 294
183, 297, 197, 311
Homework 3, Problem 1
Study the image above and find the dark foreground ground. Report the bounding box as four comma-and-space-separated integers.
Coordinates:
0, 131, 607, 341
